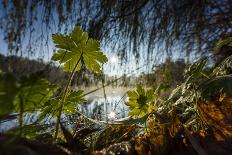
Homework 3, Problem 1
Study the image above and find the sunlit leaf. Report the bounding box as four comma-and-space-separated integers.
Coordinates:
63, 90, 86, 114
52, 26, 108, 73
213, 55, 232, 76
184, 57, 207, 79
126, 85, 156, 117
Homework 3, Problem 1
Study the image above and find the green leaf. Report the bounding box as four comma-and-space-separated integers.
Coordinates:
14, 73, 59, 113
184, 57, 207, 79
125, 85, 157, 117
7, 123, 52, 140
0, 72, 18, 116
51, 26, 108, 73
38, 99, 60, 120
52, 34, 74, 50
127, 90, 138, 99
199, 75, 232, 100
39, 90, 86, 117
213, 55, 232, 76
214, 37, 232, 53
66, 90, 85, 103
63, 90, 86, 114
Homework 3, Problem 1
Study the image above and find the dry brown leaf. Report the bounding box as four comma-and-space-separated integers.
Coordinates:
198, 98, 232, 139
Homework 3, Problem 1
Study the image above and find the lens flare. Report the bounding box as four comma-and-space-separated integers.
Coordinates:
108, 111, 116, 119
110, 55, 118, 63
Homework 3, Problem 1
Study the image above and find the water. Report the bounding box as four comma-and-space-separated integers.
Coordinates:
0, 87, 132, 131
79, 86, 131, 121
80, 95, 129, 121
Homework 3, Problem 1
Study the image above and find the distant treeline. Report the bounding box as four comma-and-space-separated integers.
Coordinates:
0, 54, 187, 88
0, 54, 103, 87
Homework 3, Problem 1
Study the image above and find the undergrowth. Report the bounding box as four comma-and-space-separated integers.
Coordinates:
0, 26, 232, 155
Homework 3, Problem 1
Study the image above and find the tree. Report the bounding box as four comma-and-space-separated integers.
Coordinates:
0, 0, 231, 64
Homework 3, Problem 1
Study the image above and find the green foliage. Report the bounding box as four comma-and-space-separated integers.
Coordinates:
52, 26, 108, 73
199, 75, 232, 100
159, 55, 232, 124
2, 30, 232, 154
38, 90, 85, 120
0, 71, 58, 117
51, 26, 108, 142
214, 37, 232, 53
126, 85, 156, 117
184, 57, 207, 85
14, 73, 59, 113
63, 90, 86, 114
7, 123, 53, 140
158, 58, 210, 122
0, 72, 18, 117
213, 55, 232, 76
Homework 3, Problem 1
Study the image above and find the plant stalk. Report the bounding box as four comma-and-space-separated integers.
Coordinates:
53, 53, 83, 142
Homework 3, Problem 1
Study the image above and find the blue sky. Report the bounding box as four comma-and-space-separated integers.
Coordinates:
0, 1, 197, 77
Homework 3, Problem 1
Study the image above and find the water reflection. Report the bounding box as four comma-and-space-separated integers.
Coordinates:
79, 95, 129, 121
0, 87, 131, 131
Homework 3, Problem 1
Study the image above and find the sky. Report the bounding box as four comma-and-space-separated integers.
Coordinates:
0, 1, 194, 77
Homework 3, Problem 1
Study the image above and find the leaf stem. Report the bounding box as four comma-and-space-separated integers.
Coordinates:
200, 72, 210, 79
53, 52, 83, 143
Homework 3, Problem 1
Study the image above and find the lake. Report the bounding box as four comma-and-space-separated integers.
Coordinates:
0, 87, 132, 131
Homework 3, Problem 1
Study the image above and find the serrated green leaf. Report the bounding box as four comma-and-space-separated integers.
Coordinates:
66, 90, 85, 103
127, 90, 138, 99
52, 34, 74, 50
14, 73, 59, 113
126, 85, 157, 117
38, 99, 60, 120
51, 26, 108, 73
63, 90, 86, 114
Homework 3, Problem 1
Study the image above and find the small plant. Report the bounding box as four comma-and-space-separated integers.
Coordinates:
126, 85, 157, 117
0, 26, 108, 142
1, 28, 232, 154
50, 26, 108, 141
0, 72, 58, 136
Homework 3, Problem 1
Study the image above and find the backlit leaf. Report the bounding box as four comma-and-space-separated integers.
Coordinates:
14, 73, 59, 113
126, 85, 157, 117
51, 26, 108, 73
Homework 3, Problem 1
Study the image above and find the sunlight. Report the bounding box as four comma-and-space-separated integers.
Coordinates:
110, 55, 118, 63
125, 97, 129, 102
108, 111, 116, 119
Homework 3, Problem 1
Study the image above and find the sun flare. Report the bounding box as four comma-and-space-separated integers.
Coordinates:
108, 111, 116, 119
110, 55, 118, 63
